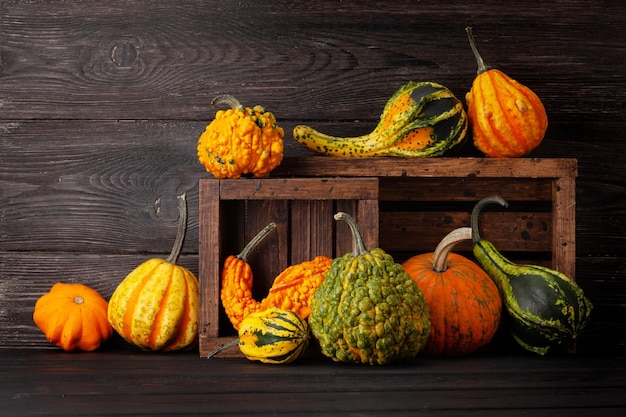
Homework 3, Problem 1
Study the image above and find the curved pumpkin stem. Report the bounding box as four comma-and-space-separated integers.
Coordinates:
334, 212, 368, 257
165, 193, 188, 265
432, 227, 473, 272
211, 94, 241, 109
238, 222, 277, 262
465, 26, 491, 75
207, 338, 239, 359
471, 196, 509, 243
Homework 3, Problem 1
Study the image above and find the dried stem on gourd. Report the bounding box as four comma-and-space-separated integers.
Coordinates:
431, 227, 473, 272
211, 94, 242, 110
207, 338, 239, 359
465, 26, 491, 75
237, 223, 277, 262
165, 193, 188, 264
334, 212, 368, 257
471, 196, 509, 243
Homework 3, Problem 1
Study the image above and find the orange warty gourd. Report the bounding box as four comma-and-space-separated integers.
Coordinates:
465, 27, 548, 158
259, 256, 332, 318
33, 282, 113, 352
402, 227, 502, 356
197, 95, 284, 179
107, 194, 199, 352
220, 222, 332, 330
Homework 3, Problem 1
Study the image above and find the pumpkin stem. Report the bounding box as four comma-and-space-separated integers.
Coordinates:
471, 196, 509, 243
238, 222, 277, 262
465, 26, 491, 75
211, 94, 242, 110
432, 227, 473, 272
206, 338, 239, 359
165, 194, 188, 264
334, 212, 368, 257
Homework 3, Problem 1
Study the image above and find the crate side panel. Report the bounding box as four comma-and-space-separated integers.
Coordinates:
198, 180, 221, 340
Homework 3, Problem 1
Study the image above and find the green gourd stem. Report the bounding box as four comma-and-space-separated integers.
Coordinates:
212, 94, 242, 110
237, 223, 277, 262
165, 193, 188, 264
431, 227, 473, 272
206, 338, 239, 359
471, 196, 509, 243
334, 212, 368, 257
465, 26, 491, 75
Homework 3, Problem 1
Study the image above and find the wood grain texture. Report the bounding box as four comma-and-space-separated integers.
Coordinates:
1, 0, 625, 354
1, 350, 626, 416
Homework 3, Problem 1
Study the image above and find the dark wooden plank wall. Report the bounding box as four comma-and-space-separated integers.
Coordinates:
1, 0, 624, 354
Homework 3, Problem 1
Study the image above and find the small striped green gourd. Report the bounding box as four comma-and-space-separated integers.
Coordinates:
208, 307, 310, 364
293, 81, 468, 157
471, 196, 593, 355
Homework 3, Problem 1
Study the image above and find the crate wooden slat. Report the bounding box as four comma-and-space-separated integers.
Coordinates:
276, 157, 578, 275
198, 177, 379, 357
198, 158, 577, 357
274, 157, 577, 178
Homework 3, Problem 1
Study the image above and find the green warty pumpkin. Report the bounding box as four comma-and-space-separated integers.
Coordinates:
309, 212, 431, 365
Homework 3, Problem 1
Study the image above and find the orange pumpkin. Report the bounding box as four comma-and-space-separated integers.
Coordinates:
402, 227, 502, 356
465, 27, 548, 157
33, 282, 113, 351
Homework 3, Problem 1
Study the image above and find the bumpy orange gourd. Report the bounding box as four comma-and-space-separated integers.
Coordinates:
197, 95, 284, 179
465, 27, 548, 157
259, 255, 332, 318
107, 194, 199, 352
33, 282, 113, 352
402, 227, 502, 356
220, 222, 332, 330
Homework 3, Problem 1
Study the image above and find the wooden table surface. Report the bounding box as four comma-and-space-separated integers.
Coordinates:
2, 349, 625, 416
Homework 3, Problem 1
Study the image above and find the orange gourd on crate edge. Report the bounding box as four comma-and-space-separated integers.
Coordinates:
33, 282, 113, 352
107, 194, 199, 352
197, 95, 284, 179
402, 227, 502, 356
465, 27, 548, 158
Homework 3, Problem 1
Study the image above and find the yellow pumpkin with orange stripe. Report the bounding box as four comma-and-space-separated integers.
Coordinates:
107, 194, 199, 351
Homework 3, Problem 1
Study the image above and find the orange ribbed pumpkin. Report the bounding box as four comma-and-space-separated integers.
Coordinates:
107, 194, 199, 352
33, 282, 113, 352
465, 27, 548, 158
402, 227, 502, 356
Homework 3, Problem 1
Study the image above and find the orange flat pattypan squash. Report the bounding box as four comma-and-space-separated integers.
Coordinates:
33, 282, 113, 352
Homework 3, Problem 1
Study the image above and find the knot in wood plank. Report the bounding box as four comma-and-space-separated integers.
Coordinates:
110, 42, 138, 67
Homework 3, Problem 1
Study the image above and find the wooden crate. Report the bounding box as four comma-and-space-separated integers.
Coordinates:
198, 158, 577, 357
198, 177, 379, 357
